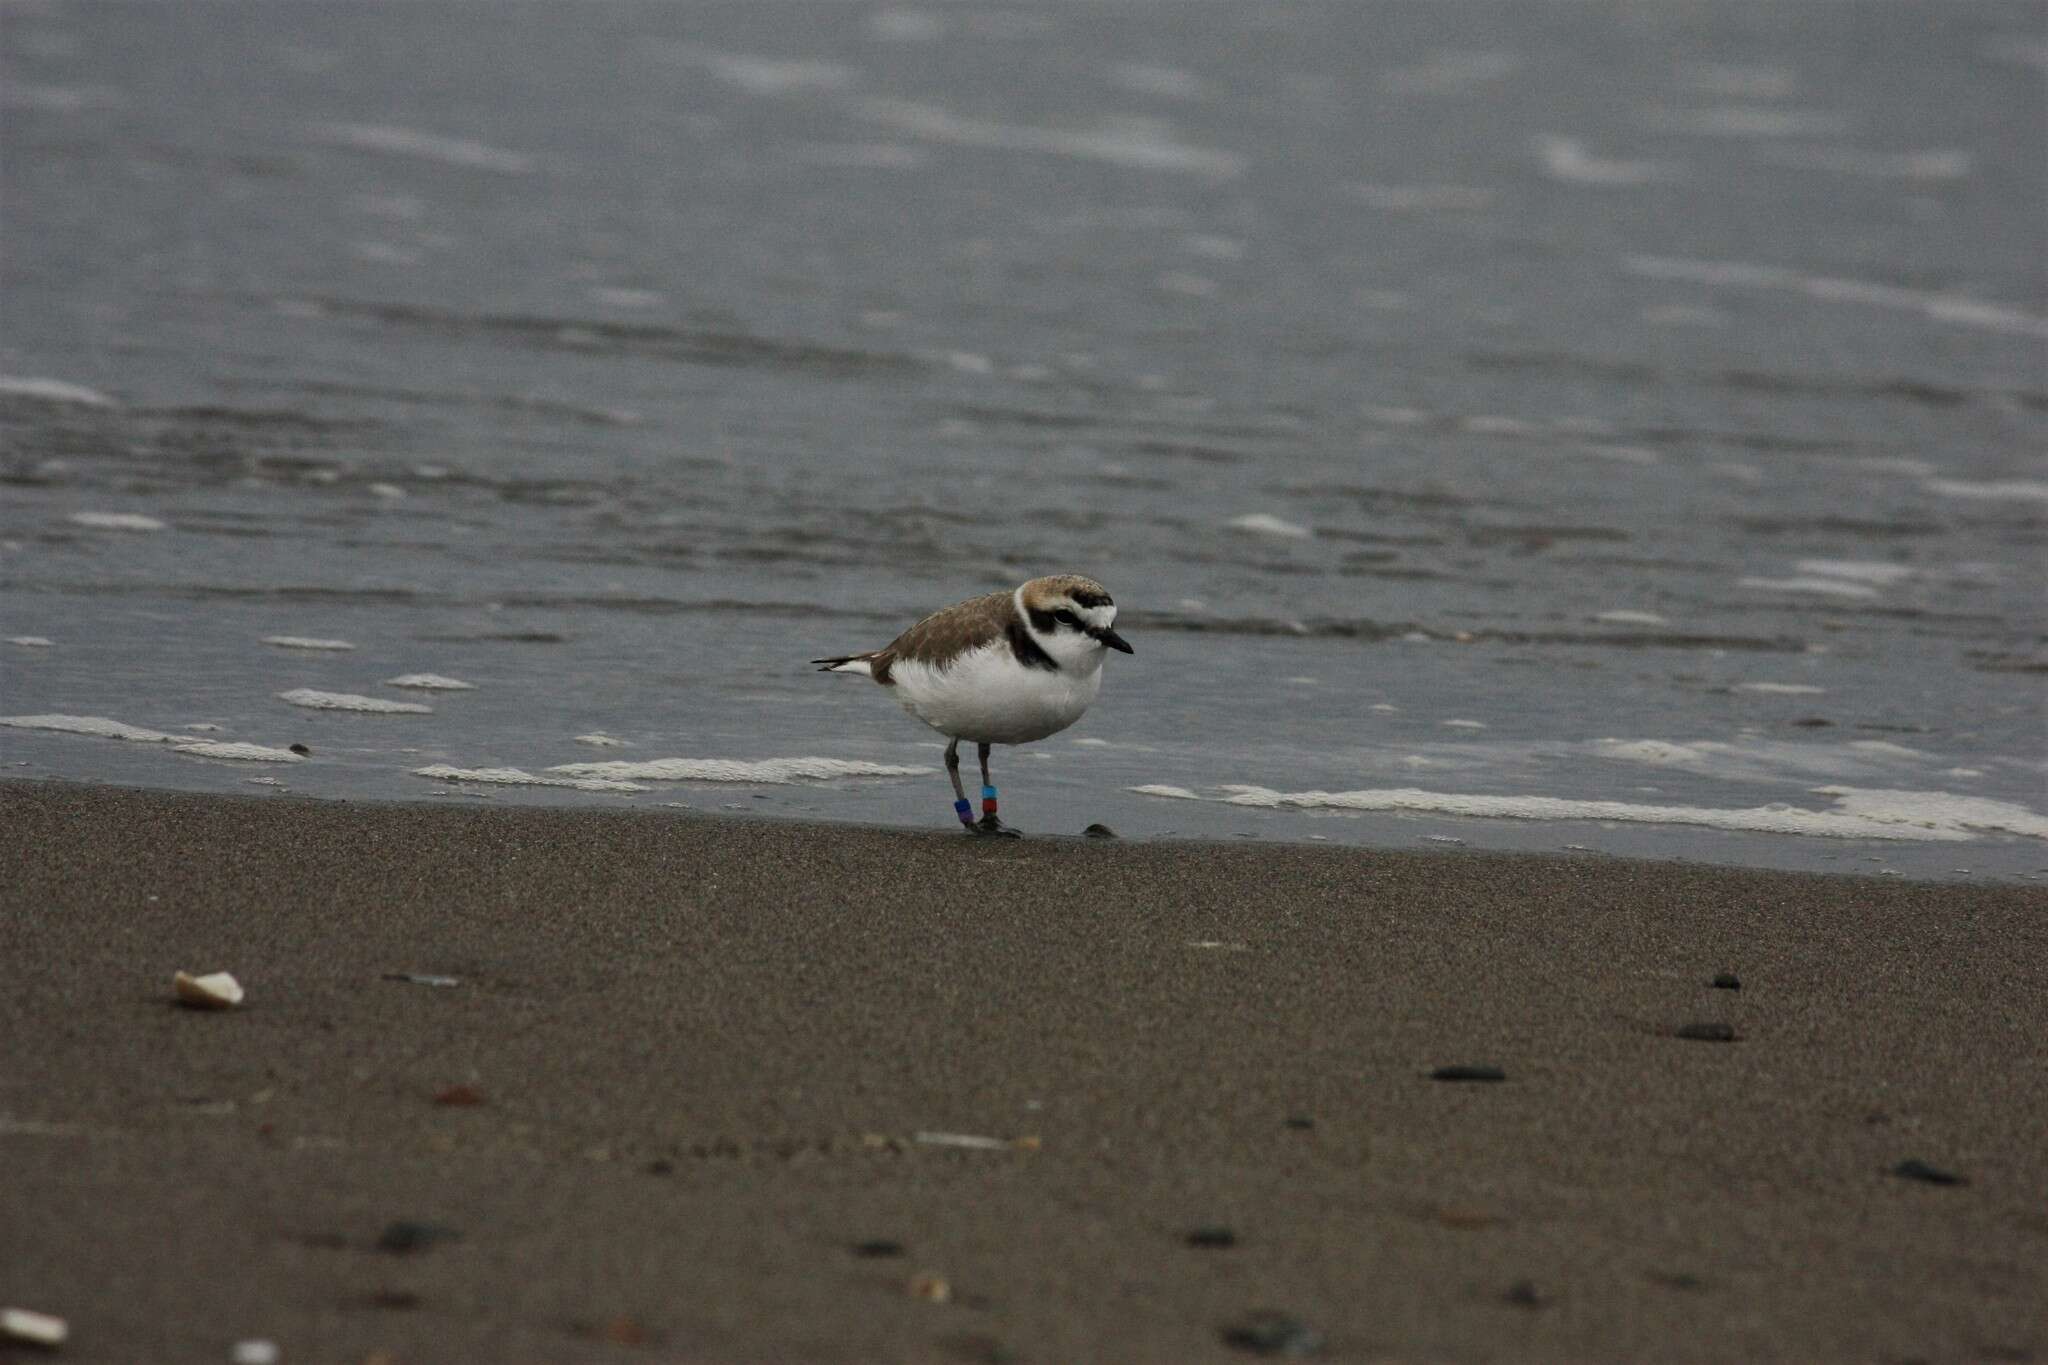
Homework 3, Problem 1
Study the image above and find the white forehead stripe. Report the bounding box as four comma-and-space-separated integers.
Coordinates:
1077, 603, 1117, 629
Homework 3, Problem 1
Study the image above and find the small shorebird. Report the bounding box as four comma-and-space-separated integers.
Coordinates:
813, 575, 1133, 836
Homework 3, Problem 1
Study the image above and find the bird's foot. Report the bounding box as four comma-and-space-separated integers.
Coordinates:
971, 814, 1023, 838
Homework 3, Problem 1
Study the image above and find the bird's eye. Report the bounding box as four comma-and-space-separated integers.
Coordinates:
1053, 609, 1080, 627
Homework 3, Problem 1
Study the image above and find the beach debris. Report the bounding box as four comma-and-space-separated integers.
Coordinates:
174, 970, 245, 1010
907, 1273, 951, 1304
913, 1131, 1009, 1151
643, 1159, 674, 1176
288, 743, 311, 756
375, 1221, 458, 1254
1220, 1310, 1322, 1356
432, 1084, 486, 1107
382, 972, 459, 987
1711, 972, 1742, 990
1503, 1279, 1547, 1309
1430, 1065, 1505, 1082
231, 1339, 280, 1365
1083, 822, 1118, 838
852, 1239, 905, 1258
1674, 1022, 1739, 1042
1186, 1225, 1238, 1248
1283, 1116, 1315, 1130
0, 1307, 68, 1348
1892, 1158, 1967, 1186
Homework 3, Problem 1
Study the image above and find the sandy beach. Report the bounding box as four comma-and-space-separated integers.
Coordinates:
1, 779, 2043, 1363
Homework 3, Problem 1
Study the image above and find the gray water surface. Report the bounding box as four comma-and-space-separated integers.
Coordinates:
4, 2, 2045, 879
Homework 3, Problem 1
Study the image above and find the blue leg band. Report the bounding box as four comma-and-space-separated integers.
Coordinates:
954, 798, 974, 826
981, 786, 997, 801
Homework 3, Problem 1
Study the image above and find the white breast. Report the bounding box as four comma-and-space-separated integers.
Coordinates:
889, 642, 1103, 745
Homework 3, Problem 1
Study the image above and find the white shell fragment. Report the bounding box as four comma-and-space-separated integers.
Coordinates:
0, 1307, 69, 1346
174, 970, 245, 1009
231, 1339, 280, 1365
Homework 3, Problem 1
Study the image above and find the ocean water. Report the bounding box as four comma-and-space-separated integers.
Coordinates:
4, 2, 2044, 880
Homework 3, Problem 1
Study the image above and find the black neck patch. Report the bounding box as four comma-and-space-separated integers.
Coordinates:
1008, 616, 1060, 671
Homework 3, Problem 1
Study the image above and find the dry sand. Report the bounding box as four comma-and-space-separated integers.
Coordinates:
1, 780, 2043, 1363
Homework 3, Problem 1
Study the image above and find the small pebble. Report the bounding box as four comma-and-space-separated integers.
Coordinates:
852, 1239, 905, 1258
174, 970, 245, 1010
1220, 1311, 1322, 1357
1430, 1065, 1506, 1082
433, 1084, 486, 1107
0, 1307, 68, 1348
643, 1159, 674, 1176
1893, 1158, 1967, 1186
1185, 1226, 1238, 1249
907, 1273, 951, 1304
1503, 1280, 1546, 1309
375, 1221, 458, 1254
1674, 1022, 1738, 1042
1083, 823, 1117, 839
289, 743, 311, 756
1282, 1116, 1314, 1130
1711, 973, 1741, 990
231, 1339, 280, 1365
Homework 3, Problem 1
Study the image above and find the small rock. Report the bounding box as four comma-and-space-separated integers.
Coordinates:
1674, 1022, 1738, 1042
1430, 1065, 1506, 1082
1221, 1310, 1322, 1356
852, 1239, 905, 1258
231, 1339, 280, 1365
1503, 1279, 1546, 1308
432, 1084, 485, 1107
383, 973, 459, 988
375, 1221, 458, 1254
1710, 973, 1741, 990
643, 1159, 674, 1176
1083, 823, 1117, 838
1282, 1116, 1314, 1130
907, 1273, 951, 1304
1185, 1225, 1238, 1248
1790, 716, 1834, 728
174, 970, 245, 1009
289, 743, 311, 756
594, 1318, 648, 1346
0, 1307, 68, 1348
362, 1290, 421, 1311
1893, 1158, 1967, 1186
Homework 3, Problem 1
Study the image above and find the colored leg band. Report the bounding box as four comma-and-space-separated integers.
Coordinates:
954, 798, 975, 826
981, 785, 998, 817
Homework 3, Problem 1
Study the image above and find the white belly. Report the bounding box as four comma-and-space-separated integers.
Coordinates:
888, 643, 1103, 745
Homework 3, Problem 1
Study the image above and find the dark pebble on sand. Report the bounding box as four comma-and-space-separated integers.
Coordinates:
1431, 1065, 1506, 1082
1283, 1116, 1315, 1130
375, 1220, 459, 1254
363, 1289, 422, 1311
1893, 1158, 1967, 1186
852, 1239, 906, 1258
1084, 823, 1117, 838
289, 743, 311, 755
1186, 1226, 1238, 1249
1503, 1280, 1546, 1308
1221, 1311, 1323, 1357
1711, 973, 1741, 990
643, 1159, 674, 1176
1791, 716, 1834, 727
1674, 1022, 1738, 1042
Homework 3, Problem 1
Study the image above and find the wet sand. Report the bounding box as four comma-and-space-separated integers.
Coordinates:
2, 780, 2043, 1363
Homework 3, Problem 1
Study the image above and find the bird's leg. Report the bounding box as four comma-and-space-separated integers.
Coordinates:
945, 739, 975, 830
974, 742, 1021, 837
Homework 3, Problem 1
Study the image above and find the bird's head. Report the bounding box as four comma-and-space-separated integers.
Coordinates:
1018, 575, 1133, 663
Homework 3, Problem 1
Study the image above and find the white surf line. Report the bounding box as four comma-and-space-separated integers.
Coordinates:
1129, 783, 2047, 843
308, 123, 536, 175
1626, 255, 2048, 339
547, 757, 933, 783
412, 765, 645, 793
0, 714, 303, 762
277, 689, 431, 714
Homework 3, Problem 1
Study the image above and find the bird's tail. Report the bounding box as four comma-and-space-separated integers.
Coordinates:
811, 653, 875, 676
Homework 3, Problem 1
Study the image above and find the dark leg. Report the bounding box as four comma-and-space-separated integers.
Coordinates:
975, 742, 1021, 837
944, 739, 974, 829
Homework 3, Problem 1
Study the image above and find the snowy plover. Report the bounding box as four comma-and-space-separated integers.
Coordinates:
814, 575, 1133, 836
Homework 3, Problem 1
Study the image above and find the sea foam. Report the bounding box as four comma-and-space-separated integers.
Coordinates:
277, 689, 432, 714
0, 714, 303, 762
413, 765, 646, 793
1128, 783, 2035, 843
547, 757, 931, 783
